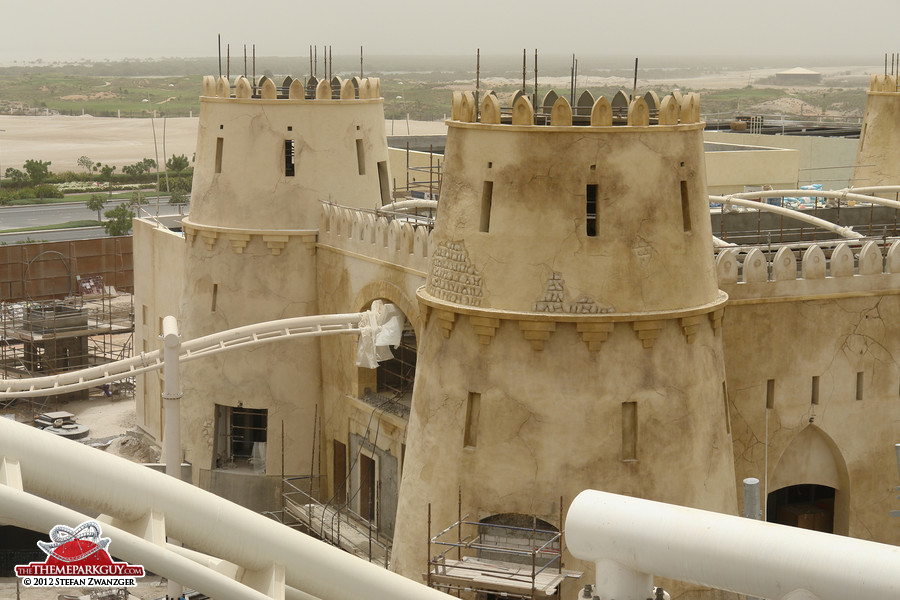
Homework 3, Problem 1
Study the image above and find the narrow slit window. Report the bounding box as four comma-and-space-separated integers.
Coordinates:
856, 371, 864, 401
766, 379, 775, 409
377, 160, 390, 206
622, 401, 637, 460
586, 184, 598, 237
680, 180, 692, 232
211, 283, 218, 312
356, 138, 366, 175
480, 181, 493, 233
811, 376, 820, 405
723, 381, 731, 434
284, 140, 295, 176
215, 137, 224, 173
464, 392, 481, 448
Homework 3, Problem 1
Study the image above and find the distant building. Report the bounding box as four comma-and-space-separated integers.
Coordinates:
774, 67, 822, 85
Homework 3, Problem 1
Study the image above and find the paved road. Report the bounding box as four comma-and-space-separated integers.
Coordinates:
0, 199, 187, 244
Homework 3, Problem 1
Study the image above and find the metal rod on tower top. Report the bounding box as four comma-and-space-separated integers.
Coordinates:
252, 45, 256, 93
360, 46, 364, 78
632, 57, 639, 101
309, 46, 313, 79
314, 46, 317, 78
533, 49, 538, 108
217, 34, 222, 78
243, 45, 247, 79
226, 44, 230, 81
522, 49, 526, 93
475, 49, 480, 121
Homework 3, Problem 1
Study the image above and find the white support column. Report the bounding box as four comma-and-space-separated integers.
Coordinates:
161, 315, 183, 600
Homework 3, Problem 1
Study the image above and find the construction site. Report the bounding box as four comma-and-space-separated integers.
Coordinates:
0, 238, 134, 417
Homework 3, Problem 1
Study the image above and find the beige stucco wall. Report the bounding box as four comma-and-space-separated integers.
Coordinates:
176, 85, 394, 504
704, 142, 798, 196
316, 203, 430, 536
392, 115, 738, 598
133, 218, 186, 442
387, 147, 443, 198
705, 131, 859, 189
719, 243, 900, 545
853, 80, 900, 187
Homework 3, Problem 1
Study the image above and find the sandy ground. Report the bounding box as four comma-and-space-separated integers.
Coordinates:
0, 115, 447, 174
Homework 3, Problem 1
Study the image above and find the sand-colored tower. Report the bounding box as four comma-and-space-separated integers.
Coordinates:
853, 74, 900, 187
178, 74, 390, 508
392, 92, 737, 581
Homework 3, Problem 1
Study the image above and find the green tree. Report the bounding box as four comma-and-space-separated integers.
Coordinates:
103, 204, 134, 236
4, 168, 28, 184
77, 155, 94, 175
99, 164, 116, 196
129, 191, 149, 208
86, 193, 106, 222
168, 189, 188, 215
23, 159, 52, 200
166, 154, 189, 174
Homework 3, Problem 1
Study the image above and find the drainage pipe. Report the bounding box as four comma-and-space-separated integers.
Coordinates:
565, 489, 900, 600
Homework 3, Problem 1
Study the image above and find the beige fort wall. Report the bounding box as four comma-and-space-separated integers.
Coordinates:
133, 218, 186, 442
391, 92, 738, 599
175, 75, 393, 510
315, 203, 431, 538
718, 241, 900, 544
853, 75, 900, 188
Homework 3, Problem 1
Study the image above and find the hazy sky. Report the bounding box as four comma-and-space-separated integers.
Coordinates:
2, 0, 898, 63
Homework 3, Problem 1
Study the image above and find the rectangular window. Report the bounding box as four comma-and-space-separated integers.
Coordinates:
333, 440, 347, 504
464, 392, 481, 448
811, 376, 820, 405
586, 184, 598, 237
377, 160, 391, 206
356, 138, 366, 175
141, 304, 149, 326
211, 283, 218, 312
214, 405, 267, 471
856, 371, 864, 401
680, 180, 692, 232
766, 379, 776, 409
284, 140, 295, 176
215, 137, 224, 174
480, 181, 494, 233
622, 401, 637, 460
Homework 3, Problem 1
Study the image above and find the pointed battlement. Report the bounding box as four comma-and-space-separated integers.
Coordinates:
451, 88, 700, 127
201, 74, 382, 101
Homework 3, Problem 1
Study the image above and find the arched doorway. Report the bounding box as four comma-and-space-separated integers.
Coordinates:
767, 425, 850, 535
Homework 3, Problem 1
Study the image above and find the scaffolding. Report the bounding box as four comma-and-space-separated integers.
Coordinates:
426, 498, 581, 600
0, 283, 134, 411
279, 475, 391, 568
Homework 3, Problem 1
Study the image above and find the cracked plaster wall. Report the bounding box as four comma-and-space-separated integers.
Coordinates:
391, 310, 737, 593
392, 121, 737, 597
853, 85, 900, 188
722, 289, 900, 544
191, 97, 390, 229
428, 122, 719, 314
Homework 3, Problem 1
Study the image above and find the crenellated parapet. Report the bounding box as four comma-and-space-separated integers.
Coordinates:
868, 74, 900, 93
318, 204, 432, 274
200, 74, 382, 101
451, 88, 701, 127
716, 240, 900, 298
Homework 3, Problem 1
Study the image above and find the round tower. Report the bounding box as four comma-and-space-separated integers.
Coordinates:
392, 92, 737, 584
853, 74, 900, 187
178, 74, 390, 508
